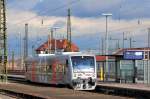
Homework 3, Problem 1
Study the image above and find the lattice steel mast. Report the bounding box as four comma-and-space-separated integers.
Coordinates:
66, 8, 72, 52
0, 0, 7, 82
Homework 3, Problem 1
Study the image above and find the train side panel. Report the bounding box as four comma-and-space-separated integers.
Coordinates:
25, 55, 70, 85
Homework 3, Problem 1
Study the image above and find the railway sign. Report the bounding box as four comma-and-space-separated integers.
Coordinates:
123, 51, 144, 60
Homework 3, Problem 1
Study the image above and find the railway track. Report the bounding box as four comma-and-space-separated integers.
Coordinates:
5, 73, 146, 99
6, 75, 149, 99
0, 75, 46, 99
0, 89, 45, 99
0, 75, 134, 99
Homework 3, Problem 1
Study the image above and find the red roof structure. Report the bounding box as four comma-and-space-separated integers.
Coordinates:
36, 39, 79, 53
96, 56, 106, 61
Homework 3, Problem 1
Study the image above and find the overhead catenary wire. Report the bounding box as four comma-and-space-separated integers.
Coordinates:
8, 0, 150, 51
11, 0, 81, 26
8, 0, 150, 35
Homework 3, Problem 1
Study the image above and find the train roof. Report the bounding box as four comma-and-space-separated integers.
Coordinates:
37, 52, 95, 57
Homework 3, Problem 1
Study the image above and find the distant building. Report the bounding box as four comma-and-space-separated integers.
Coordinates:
36, 39, 79, 54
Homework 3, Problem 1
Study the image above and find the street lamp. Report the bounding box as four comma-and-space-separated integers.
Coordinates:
102, 13, 112, 55
102, 13, 112, 81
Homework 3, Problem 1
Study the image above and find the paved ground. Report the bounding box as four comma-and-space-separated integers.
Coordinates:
0, 94, 16, 99
97, 82, 150, 91
0, 81, 134, 99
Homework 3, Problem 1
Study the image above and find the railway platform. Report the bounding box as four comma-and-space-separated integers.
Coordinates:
97, 82, 150, 98
0, 81, 133, 99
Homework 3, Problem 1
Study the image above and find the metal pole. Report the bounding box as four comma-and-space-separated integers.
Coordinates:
102, 13, 112, 81
48, 34, 50, 54
148, 28, 150, 84
19, 32, 23, 69
54, 29, 56, 53
32, 45, 34, 56
24, 23, 28, 59
123, 32, 125, 48
101, 37, 104, 55
102, 13, 112, 55
0, 0, 7, 83
51, 29, 53, 39
105, 16, 108, 81
148, 28, 150, 48
12, 51, 14, 70
52, 27, 60, 53
130, 37, 132, 48
23, 24, 28, 71
50, 29, 53, 53
67, 8, 72, 52
105, 16, 108, 55
99, 38, 101, 55
117, 39, 120, 49
4, 0, 7, 83
147, 52, 149, 84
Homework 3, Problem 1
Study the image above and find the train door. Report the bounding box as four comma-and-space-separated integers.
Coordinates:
65, 59, 70, 83
65, 57, 73, 84
51, 57, 66, 84
38, 56, 49, 83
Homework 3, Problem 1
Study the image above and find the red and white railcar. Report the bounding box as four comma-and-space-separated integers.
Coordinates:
25, 52, 97, 90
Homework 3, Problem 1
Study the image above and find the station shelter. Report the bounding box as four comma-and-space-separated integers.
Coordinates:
96, 55, 117, 82
96, 48, 150, 84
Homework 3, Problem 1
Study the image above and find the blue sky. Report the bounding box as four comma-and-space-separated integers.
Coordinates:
6, 0, 150, 57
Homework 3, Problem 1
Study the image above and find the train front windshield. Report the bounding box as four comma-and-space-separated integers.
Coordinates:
71, 56, 95, 72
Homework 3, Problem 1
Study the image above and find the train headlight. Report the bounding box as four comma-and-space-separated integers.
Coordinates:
74, 74, 76, 77
92, 74, 95, 77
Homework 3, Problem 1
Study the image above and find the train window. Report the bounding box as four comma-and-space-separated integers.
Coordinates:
40, 65, 47, 73
44, 66, 47, 72
71, 56, 95, 72
66, 60, 68, 67
56, 64, 60, 72
62, 65, 65, 72
47, 65, 52, 73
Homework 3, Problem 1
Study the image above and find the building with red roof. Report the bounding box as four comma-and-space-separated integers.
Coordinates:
36, 39, 79, 54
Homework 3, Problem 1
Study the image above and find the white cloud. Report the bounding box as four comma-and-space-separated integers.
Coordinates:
7, 8, 150, 40
7, 0, 150, 19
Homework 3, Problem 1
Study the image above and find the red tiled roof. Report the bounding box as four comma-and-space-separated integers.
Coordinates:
96, 56, 106, 61
36, 39, 79, 52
